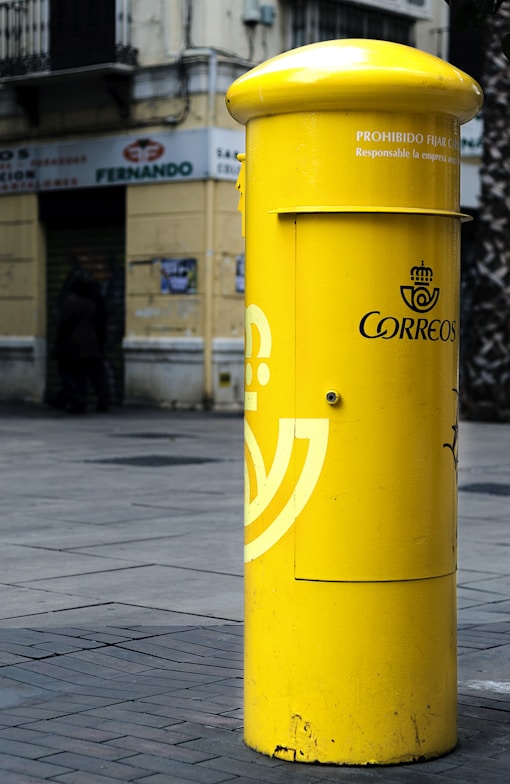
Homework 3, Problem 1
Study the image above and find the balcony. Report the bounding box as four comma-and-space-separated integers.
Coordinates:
0, 0, 138, 124
0, 0, 137, 79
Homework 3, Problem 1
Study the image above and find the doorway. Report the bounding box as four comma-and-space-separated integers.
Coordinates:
40, 187, 126, 407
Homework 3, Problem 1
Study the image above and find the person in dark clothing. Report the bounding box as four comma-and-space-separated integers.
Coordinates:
55, 275, 109, 413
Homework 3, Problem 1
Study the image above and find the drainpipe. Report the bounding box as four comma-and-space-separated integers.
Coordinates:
171, 46, 217, 409
202, 49, 218, 409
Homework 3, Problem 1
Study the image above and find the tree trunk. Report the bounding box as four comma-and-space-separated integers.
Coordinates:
461, 5, 510, 421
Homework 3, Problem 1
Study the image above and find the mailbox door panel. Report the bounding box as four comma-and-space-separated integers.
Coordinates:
293, 213, 459, 582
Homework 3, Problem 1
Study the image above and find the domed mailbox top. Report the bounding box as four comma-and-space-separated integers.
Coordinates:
226, 39, 482, 125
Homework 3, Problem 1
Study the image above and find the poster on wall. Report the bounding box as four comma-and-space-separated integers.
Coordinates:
159, 257, 197, 294
236, 253, 245, 294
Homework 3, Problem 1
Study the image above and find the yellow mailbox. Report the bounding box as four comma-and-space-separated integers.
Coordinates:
226, 39, 482, 765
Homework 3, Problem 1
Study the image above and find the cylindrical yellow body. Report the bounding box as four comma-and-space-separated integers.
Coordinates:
226, 40, 482, 765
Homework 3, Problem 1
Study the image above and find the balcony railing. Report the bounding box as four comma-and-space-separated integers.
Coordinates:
0, 0, 137, 78
0, 0, 48, 75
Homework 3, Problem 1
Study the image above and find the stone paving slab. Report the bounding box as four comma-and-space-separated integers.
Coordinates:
0, 407, 509, 782
0, 624, 508, 782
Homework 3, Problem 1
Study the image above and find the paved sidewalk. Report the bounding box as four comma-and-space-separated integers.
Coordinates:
0, 406, 509, 783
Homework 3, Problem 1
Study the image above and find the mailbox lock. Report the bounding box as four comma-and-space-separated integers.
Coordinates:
326, 389, 341, 406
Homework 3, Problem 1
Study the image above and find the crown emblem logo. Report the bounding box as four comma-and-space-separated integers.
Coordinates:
410, 261, 433, 285
400, 260, 440, 313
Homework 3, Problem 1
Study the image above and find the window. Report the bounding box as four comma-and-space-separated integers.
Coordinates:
50, 0, 117, 70
288, 0, 414, 48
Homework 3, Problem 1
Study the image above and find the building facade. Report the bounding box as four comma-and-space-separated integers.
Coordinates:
1, 0, 454, 410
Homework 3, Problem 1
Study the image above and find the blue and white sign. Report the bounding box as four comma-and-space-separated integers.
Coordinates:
0, 127, 244, 195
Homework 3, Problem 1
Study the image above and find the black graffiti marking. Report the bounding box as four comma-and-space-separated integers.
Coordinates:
443, 388, 459, 475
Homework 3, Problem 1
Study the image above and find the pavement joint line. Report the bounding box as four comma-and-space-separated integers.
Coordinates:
16, 562, 158, 581
0, 603, 120, 624
103, 605, 245, 623
19, 545, 244, 579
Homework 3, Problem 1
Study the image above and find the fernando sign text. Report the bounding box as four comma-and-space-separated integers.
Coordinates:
0, 128, 244, 195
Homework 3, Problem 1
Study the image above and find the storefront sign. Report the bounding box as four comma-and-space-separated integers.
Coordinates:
0, 128, 244, 195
